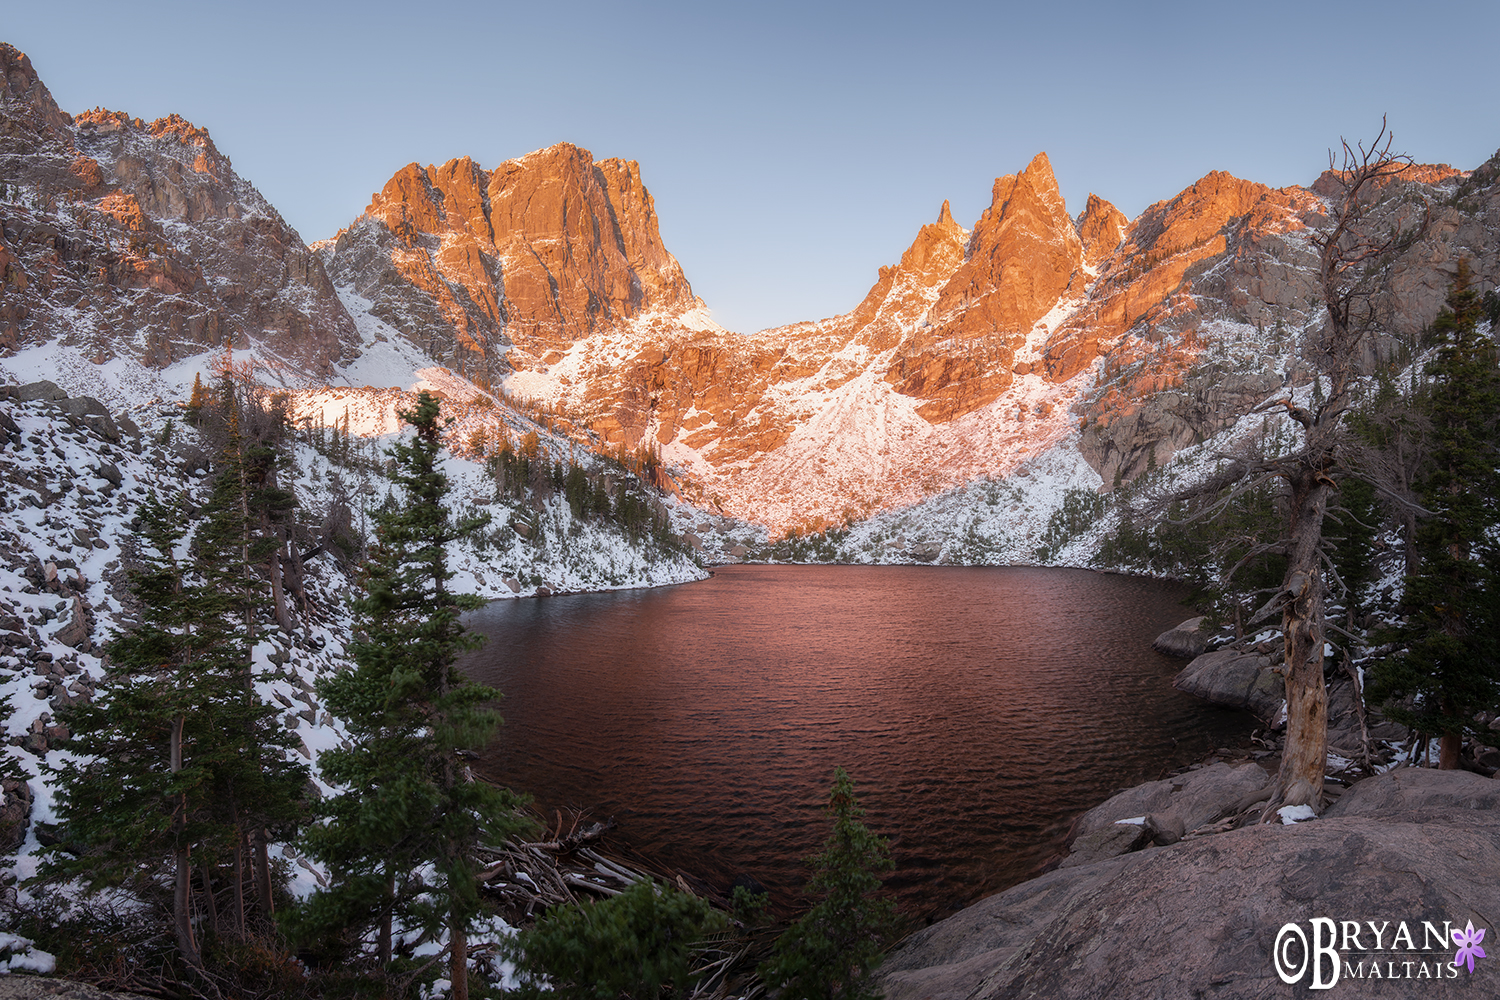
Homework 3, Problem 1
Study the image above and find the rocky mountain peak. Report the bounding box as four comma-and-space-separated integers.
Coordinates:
1077, 193, 1127, 267
0, 44, 69, 134
843, 200, 971, 351
881, 152, 1086, 422
320, 141, 699, 383
0, 48, 356, 378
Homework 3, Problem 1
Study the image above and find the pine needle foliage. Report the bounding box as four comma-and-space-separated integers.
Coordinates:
35, 487, 307, 966
761, 767, 898, 1000
504, 879, 729, 999
1369, 261, 1500, 758
295, 391, 529, 996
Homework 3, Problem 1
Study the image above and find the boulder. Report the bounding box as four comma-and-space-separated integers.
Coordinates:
1174, 648, 1283, 722
0, 778, 32, 852
1323, 766, 1500, 820
53, 595, 88, 648
1056, 821, 1147, 868
1151, 616, 1209, 658
58, 396, 120, 441
11, 380, 66, 402
93, 461, 122, 488
1071, 762, 1271, 842
910, 540, 943, 562
880, 768, 1500, 1000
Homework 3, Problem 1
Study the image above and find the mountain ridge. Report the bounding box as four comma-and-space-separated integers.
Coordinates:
5, 41, 1500, 539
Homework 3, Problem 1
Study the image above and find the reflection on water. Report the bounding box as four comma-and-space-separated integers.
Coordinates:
462, 565, 1251, 919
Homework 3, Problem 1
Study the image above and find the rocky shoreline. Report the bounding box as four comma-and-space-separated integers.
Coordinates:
876, 622, 1500, 999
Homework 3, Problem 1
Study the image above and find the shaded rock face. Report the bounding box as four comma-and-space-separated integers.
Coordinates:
880, 768, 1500, 1000
318, 144, 700, 384
1063, 155, 1500, 488
1071, 762, 1271, 841
1174, 648, 1284, 723
0, 44, 356, 373
1151, 616, 1207, 658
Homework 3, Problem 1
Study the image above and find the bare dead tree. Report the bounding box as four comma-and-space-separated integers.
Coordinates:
1134, 121, 1423, 815
1249, 121, 1420, 815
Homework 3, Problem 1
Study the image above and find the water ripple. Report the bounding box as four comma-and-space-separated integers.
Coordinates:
463, 565, 1252, 919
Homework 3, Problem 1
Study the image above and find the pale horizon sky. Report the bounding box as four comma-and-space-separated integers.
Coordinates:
8, 1, 1500, 333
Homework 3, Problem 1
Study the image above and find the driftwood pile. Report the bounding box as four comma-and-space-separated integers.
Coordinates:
475, 811, 653, 920
476, 809, 764, 999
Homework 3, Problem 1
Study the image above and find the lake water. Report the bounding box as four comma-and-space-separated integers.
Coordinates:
462, 564, 1252, 921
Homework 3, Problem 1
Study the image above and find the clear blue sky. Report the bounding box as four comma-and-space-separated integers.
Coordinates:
8, 1, 1499, 333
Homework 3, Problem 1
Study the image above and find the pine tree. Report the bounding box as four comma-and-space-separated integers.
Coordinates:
297, 391, 528, 999
761, 767, 898, 1000
1369, 261, 1500, 767
36, 471, 309, 966
195, 424, 309, 931
187, 372, 208, 416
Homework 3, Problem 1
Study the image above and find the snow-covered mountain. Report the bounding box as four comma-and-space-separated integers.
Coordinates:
5, 36, 1500, 557
316, 132, 1500, 538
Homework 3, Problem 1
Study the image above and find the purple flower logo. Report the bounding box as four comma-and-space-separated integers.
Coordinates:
1453, 921, 1487, 974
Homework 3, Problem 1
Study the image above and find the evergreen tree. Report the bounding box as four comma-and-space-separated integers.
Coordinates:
297, 391, 528, 1000
761, 767, 898, 1000
195, 422, 309, 931
35, 489, 306, 966
1369, 261, 1500, 767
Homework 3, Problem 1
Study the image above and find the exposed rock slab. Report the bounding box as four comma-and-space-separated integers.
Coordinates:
1150, 616, 1207, 658
1174, 648, 1283, 722
880, 768, 1500, 1000
1071, 762, 1271, 841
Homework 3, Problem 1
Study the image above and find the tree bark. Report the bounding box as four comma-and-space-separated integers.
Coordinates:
1439, 731, 1461, 770
1274, 468, 1333, 812
199, 858, 219, 935
254, 829, 274, 917
378, 869, 394, 968
450, 919, 468, 1000
269, 546, 294, 634
232, 823, 247, 938
170, 715, 201, 966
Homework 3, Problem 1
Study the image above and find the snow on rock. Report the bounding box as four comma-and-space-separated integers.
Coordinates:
0, 363, 708, 930
1277, 804, 1318, 825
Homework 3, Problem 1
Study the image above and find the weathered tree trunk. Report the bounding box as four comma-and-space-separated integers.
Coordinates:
1274, 467, 1334, 812
170, 715, 201, 966
232, 823, 247, 937
378, 869, 394, 967
1439, 732, 1461, 769
175, 848, 198, 966
269, 545, 294, 633
199, 859, 219, 935
254, 830, 274, 917
450, 920, 469, 1000
1439, 695, 1461, 769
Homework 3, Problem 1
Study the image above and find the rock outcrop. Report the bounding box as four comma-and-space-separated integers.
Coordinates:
318, 144, 701, 384
0, 44, 356, 376
1173, 648, 1284, 722
879, 767, 1500, 1000
1150, 616, 1208, 658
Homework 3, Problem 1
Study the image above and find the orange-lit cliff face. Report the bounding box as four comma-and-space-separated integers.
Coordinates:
6, 40, 1498, 535
0, 44, 356, 374
320, 136, 1496, 531
316, 144, 701, 386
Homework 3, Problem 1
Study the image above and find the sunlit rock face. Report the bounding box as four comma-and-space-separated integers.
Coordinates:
0, 43, 356, 373
317, 143, 701, 386
331, 136, 1497, 532
7, 39, 1498, 535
